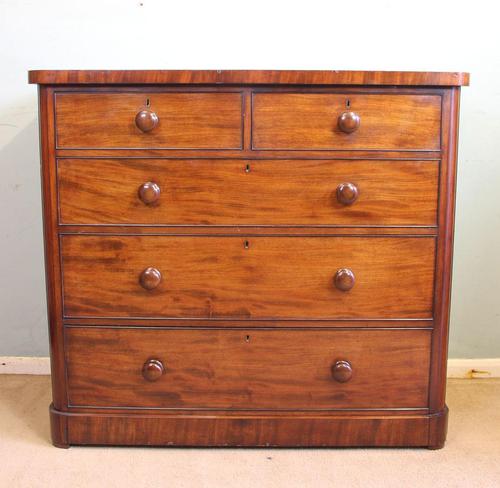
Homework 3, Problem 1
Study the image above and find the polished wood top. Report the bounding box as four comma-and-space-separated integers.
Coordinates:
28, 70, 470, 86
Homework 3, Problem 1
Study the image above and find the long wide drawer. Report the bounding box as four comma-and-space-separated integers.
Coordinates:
57, 159, 439, 226
61, 236, 435, 319
54, 92, 243, 149
252, 93, 441, 150
65, 327, 431, 409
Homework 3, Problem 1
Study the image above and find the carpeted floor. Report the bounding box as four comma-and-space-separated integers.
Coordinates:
1, 376, 499, 488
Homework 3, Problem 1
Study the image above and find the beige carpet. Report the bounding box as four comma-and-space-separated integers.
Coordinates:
0, 376, 499, 488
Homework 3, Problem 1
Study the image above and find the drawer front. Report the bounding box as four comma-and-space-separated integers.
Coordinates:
252, 93, 441, 150
58, 159, 438, 226
61, 236, 435, 319
66, 328, 431, 409
55, 92, 243, 149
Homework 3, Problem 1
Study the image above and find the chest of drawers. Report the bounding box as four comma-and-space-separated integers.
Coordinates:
29, 69, 469, 448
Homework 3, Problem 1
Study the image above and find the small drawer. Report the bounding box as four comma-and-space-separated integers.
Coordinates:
55, 91, 243, 149
252, 93, 441, 150
57, 159, 438, 226
61, 235, 435, 319
66, 327, 431, 409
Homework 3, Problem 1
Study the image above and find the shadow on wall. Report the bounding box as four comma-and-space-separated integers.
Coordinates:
0, 117, 49, 356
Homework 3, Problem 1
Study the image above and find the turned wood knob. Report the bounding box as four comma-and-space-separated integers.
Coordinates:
338, 111, 360, 133
139, 267, 162, 290
334, 268, 355, 291
142, 359, 164, 382
135, 109, 159, 132
336, 182, 359, 205
331, 360, 353, 383
138, 182, 161, 205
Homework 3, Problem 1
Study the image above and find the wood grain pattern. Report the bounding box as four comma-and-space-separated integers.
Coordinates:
54, 148, 442, 160
55, 92, 243, 149
65, 327, 431, 409
57, 408, 435, 447
31, 70, 465, 448
429, 88, 460, 414
59, 226, 438, 236
252, 93, 441, 150
63, 318, 433, 328
28, 69, 470, 86
38, 87, 69, 411
57, 159, 439, 226
428, 406, 449, 449
61, 236, 435, 319
49, 404, 68, 448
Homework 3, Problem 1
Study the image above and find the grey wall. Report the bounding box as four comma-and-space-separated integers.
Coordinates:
0, 0, 499, 358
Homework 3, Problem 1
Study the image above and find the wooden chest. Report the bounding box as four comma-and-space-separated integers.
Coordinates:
29, 70, 469, 448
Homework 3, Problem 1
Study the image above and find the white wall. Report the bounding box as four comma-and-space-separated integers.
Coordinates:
0, 0, 498, 357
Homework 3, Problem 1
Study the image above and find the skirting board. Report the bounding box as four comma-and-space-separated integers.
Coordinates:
0, 356, 51, 375
446, 358, 500, 379
1, 356, 500, 378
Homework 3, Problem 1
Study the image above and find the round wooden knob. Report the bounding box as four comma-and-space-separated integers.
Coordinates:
331, 360, 353, 383
135, 109, 159, 132
334, 268, 355, 291
336, 182, 359, 205
138, 182, 161, 205
338, 111, 360, 133
139, 267, 162, 290
142, 359, 164, 382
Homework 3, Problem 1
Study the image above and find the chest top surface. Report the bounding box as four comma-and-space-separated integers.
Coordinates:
28, 69, 469, 86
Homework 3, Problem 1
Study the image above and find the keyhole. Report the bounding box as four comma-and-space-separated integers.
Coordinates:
245, 164, 251, 173
146, 98, 151, 107
346, 99, 351, 109
245, 335, 250, 342
244, 240, 250, 249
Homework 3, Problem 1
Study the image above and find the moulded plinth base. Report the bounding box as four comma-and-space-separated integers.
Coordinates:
49, 404, 448, 449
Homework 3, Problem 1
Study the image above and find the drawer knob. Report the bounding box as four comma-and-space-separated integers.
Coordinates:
331, 360, 353, 383
139, 267, 162, 290
336, 182, 359, 205
135, 109, 159, 132
334, 268, 355, 291
142, 359, 165, 382
338, 111, 360, 133
138, 182, 161, 205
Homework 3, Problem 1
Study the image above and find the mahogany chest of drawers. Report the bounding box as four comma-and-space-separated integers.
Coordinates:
29, 69, 469, 448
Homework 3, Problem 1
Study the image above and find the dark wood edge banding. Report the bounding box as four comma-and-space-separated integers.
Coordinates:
67, 405, 431, 413
62, 315, 435, 322
62, 321, 434, 328
55, 151, 442, 159
57, 230, 438, 236
56, 226, 439, 236
49, 86, 450, 95
60, 405, 430, 416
